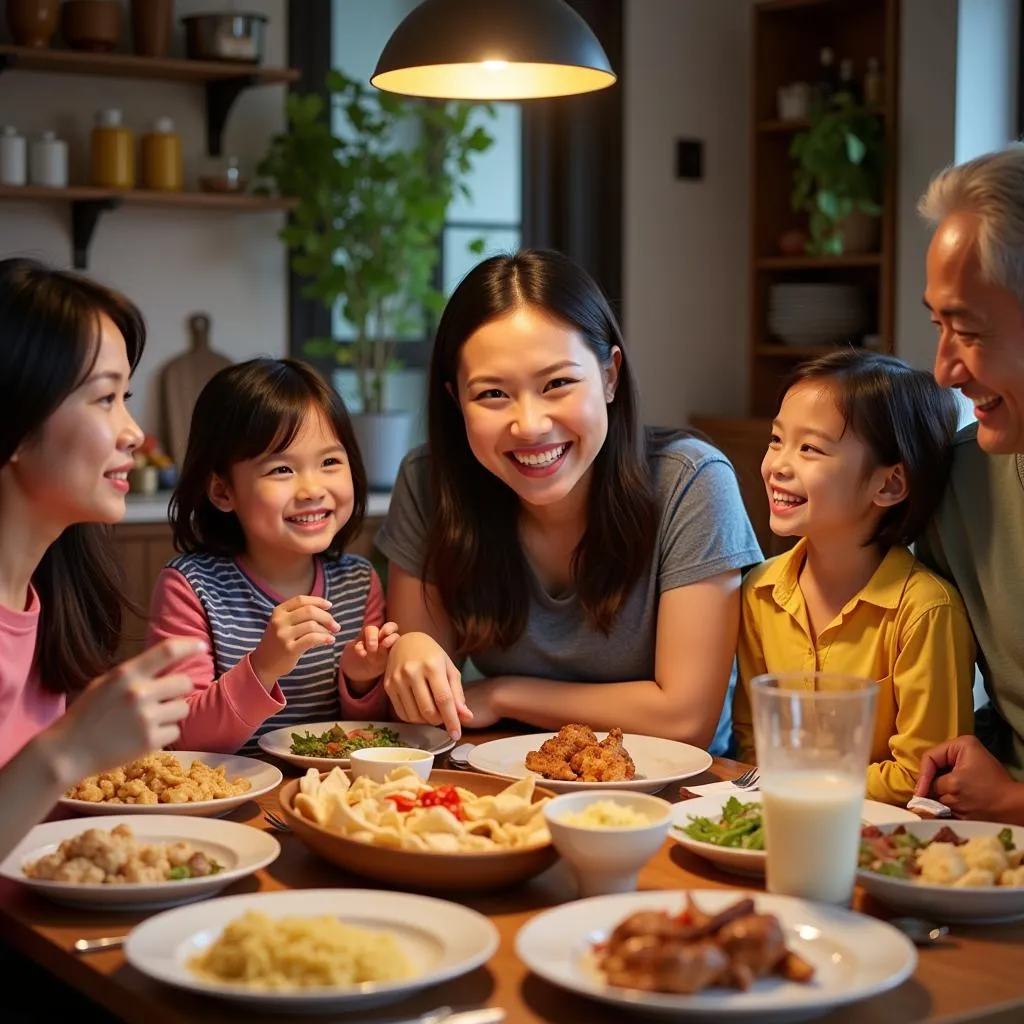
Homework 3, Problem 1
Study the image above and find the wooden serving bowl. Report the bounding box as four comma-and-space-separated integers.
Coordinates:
278, 769, 559, 892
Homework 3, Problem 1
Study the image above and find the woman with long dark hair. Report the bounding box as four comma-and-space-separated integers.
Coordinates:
0, 257, 201, 859
377, 250, 761, 746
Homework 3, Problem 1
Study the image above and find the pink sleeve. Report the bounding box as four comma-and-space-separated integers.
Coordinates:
147, 567, 285, 753
338, 568, 392, 720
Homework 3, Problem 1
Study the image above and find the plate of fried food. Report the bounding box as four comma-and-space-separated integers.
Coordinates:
857, 820, 1024, 923
123, 888, 499, 1012
278, 765, 558, 891
466, 725, 713, 794
257, 720, 455, 771
0, 816, 280, 910
515, 889, 916, 1020
59, 751, 281, 818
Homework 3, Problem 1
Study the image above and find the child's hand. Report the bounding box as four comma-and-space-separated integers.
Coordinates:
251, 596, 339, 689
341, 622, 400, 686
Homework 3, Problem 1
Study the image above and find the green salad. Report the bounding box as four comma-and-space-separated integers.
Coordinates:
289, 723, 401, 758
675, 797, 765, 850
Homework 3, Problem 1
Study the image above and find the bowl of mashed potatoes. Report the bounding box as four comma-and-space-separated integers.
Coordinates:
543, 791, 672, 897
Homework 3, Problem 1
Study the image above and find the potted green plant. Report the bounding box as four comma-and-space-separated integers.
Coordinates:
789, 93, 885, 255
257, 69, 494, 488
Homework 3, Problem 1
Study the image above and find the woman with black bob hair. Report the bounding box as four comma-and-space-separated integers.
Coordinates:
0, 256, 202, 860
376, 249, 762, 746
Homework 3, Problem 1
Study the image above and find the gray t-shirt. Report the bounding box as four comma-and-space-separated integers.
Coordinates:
917, 423, 1024, 779
375, 437, 763, 684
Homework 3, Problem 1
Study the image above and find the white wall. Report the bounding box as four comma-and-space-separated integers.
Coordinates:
0, 0, 289, 435
894, 0, 960, 371
624, 0, 753, 428
955, 0, 1019, 165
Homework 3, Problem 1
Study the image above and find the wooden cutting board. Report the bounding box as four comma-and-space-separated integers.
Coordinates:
157, 313, 233, 468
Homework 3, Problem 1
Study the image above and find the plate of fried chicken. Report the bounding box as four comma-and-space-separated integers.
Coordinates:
515, 889, 916, 1019
466, 724, 712, 794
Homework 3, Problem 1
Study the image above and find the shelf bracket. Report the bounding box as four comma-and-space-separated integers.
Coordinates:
205, 74, 260, 157
70, 197, 121, 270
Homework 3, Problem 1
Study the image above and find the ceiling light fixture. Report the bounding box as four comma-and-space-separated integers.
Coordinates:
371, 0, 617, 101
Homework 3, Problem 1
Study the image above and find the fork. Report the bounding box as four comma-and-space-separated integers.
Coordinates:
263, 809, 291, 832
731, 767, 760, 789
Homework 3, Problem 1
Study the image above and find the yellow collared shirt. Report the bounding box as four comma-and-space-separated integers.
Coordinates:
733, 539, 976, 806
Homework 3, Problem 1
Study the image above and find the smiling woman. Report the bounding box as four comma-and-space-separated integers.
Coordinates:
0, 258, 146, 727
376, 249, 763, 750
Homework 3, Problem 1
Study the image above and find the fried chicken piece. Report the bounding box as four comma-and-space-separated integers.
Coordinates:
571, 743, 635, 782
524, 750, 578, 781
568, 728, 635, 782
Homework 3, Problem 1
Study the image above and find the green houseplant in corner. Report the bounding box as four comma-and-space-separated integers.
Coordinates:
789, 92, 885, 256
257, 68, 494, 488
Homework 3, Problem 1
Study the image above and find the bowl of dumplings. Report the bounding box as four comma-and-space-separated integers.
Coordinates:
857, 819, 1024, 924
277, 766, 559, 891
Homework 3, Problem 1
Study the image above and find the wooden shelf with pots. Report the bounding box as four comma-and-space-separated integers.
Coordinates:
745, 0, 899, 416
0, 44, 299, 155
692, 0, 899, 554
0, 185, 295, 268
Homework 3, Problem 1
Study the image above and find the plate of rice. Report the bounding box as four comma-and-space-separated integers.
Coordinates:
123, 888, 499, 1012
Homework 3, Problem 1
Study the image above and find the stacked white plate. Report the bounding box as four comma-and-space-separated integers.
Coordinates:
767, 283, 869, 346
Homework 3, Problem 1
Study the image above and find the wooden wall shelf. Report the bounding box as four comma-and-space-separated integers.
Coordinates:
0, 44, 299, 155
0, 185, 295, 268
754, 344, 841, 359
756, 254, 884, 269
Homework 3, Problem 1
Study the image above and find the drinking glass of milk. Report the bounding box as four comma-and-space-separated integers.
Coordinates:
750, 672, 877, 905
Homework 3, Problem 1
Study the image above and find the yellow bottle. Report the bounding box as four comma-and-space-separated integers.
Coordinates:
140, 117, 183, 192
91, 108, 134, 189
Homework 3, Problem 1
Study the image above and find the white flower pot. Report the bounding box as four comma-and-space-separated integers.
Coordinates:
352, 411, 412, 491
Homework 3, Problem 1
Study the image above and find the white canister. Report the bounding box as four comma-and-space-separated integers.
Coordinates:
0, 126, 26, 186
29, 131, 69, 188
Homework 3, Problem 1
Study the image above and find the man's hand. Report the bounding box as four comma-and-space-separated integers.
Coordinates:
917, 735, 1019, 820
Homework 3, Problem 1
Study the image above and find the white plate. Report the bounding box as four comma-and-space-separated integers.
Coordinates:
466, 733, 713, 794
59, 752, 282, 818
515, 888, 916, 1021
257, 721, 455, 771
857, 820, 1024, 924
671, 793, 921, 876
124, 888, 499, 1012
0, 815, 280, 911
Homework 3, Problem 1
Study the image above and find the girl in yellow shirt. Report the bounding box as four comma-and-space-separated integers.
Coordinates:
732, 350, 976, 806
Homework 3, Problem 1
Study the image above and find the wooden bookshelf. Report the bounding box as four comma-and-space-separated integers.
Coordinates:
746, 0, 899, 416
692, 0, 899, 553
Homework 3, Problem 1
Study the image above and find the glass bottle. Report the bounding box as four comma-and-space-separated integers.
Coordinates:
91, 109, 134, 189
863, 57, 884, 107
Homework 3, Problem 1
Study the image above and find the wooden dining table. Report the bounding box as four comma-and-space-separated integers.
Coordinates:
1, 728, 1023, 1023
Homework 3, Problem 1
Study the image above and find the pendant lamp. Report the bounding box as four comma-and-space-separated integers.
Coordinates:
370, 0, 616, 101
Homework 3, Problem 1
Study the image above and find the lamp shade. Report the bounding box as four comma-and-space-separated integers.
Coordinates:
371, 0, 617, 101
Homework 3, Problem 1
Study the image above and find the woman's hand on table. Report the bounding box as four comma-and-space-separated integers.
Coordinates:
461, 679, 503, 729
383, 631, 473, 739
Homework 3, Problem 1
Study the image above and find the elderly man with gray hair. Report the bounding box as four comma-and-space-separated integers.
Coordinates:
914, 143, 1024, 824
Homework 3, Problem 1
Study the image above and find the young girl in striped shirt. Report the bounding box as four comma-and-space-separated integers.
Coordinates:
147, 358, 396, 754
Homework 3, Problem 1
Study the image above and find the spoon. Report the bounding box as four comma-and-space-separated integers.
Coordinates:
889, 917, 951, 946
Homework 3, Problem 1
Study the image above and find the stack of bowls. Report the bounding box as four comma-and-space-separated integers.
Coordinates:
767, 283, 870, 346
